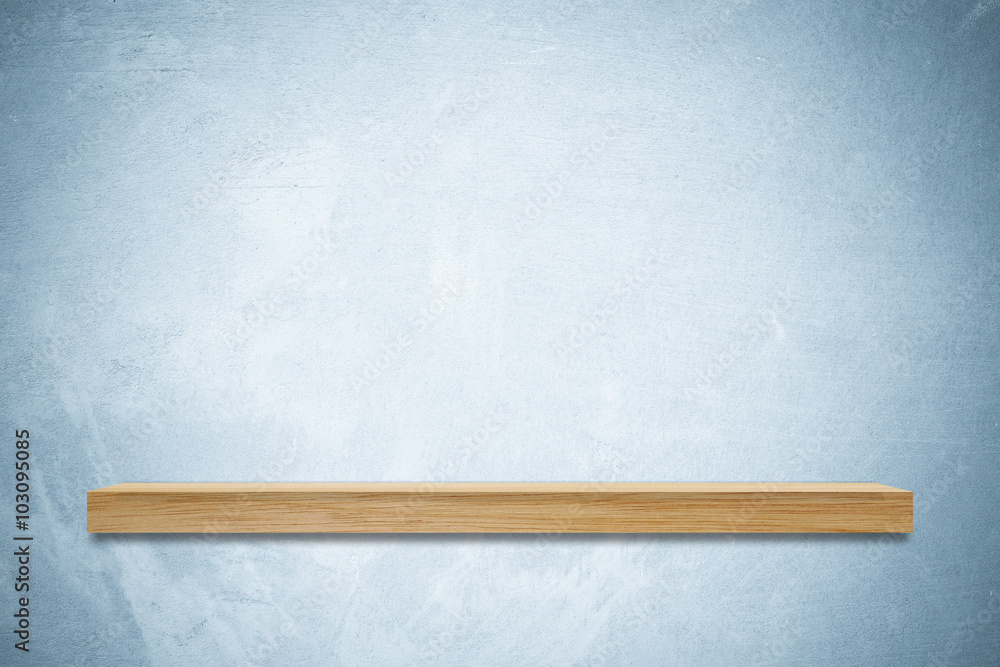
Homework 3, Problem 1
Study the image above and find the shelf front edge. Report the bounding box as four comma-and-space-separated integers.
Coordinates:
87, 483, 913, 533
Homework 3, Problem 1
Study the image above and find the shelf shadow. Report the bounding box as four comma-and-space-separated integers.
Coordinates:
90, 532, 913, 546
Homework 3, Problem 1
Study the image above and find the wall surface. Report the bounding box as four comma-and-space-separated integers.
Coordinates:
1, 0, 998, 664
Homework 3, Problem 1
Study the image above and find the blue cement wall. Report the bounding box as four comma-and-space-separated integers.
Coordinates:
1, 1, 998, 664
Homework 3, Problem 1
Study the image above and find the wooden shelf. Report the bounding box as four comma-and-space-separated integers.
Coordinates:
87, 483, 912, 533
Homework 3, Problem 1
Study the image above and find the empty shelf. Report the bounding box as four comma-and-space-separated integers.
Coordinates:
87, 482, 912, 533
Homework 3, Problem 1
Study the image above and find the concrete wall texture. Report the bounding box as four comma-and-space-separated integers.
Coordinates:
1, 0, 999, 664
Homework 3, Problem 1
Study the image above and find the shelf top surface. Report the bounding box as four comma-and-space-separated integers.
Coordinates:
91, 482, 910, 494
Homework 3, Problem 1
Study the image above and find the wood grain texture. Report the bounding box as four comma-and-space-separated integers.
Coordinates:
87, 483, 912, 533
